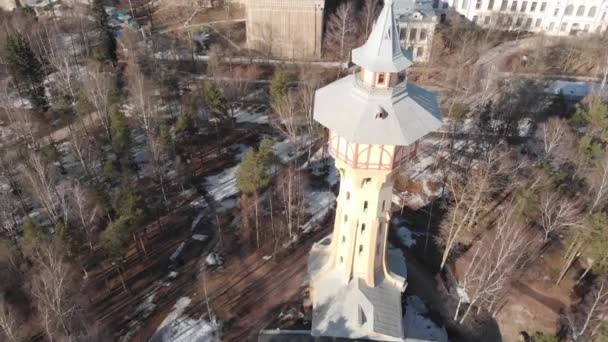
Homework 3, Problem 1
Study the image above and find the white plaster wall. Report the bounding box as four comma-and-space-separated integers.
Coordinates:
439, 0, 608, 35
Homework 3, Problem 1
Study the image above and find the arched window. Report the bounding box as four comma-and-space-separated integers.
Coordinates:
588, 6, 597, 17
576, 5, 585, 16
564, 5, 574, 15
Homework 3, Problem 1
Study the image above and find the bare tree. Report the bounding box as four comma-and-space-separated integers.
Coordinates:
454, 205, 537, 323
72, 182, 101, 251
537, 190, 585, 243
534, 117, 572, 160
0, 298, 18, 342
361, 0, 381, 38
589, 156, 608, 214
22, 151, 60, 224
30, 242, 81, 342
438, 147, 511, 270
324, 2, 358, 61
82, 68, 113, 140
567, 278, 608, 341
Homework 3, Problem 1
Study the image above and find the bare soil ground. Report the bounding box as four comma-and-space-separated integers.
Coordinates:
131, 225, 330, 342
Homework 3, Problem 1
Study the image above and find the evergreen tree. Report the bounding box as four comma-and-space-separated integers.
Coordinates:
270, 68, 292, 103
203, 82, 228, 118
110, 108, 131, 157
236, 138, 274, 195
56, 222, 83, 257
5, 32, 48, 112
91, 0, 117, 64
100, 216, 132, 259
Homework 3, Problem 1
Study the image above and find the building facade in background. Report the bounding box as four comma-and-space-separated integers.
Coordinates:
395, 0, 439, 62
245, 0, 325, 59
435, 0, 608, 36
307, 0, 442, 340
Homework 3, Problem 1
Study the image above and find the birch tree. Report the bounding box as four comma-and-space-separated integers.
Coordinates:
438, 147, 511, 270
82, 69, 113, 140
324, 2, 358, 61
588, 156, 608, 213
30, 242, 81, 341
454, 205, 537, 323
537, 190, 584, 243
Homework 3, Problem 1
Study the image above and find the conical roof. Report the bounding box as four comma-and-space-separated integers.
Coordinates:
351, 0, 413, 73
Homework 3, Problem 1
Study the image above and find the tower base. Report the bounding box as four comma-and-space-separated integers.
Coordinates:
308, 235, 408, 341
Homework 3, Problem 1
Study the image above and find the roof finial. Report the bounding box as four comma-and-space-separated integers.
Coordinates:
350, 0, 412, 73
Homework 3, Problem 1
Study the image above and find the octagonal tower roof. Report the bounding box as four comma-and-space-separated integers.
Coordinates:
352, 0, 413, 73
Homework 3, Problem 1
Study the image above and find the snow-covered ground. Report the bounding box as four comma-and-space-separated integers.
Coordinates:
204, 144, 250, 203
301, 190, 336, 233
403, 296, 448, 342
272, 135, 311, 164
150, 297, 221, 342
233, 104, 268, 124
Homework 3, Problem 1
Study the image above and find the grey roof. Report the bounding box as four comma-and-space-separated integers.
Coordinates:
352, 0, 413, 73
313, 75, 442, 146
308, 238, 408, 341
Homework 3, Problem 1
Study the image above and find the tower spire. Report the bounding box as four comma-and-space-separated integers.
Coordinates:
351, 0, 412, 72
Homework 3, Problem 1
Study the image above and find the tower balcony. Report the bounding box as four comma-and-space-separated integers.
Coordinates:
328, 130, 417, 171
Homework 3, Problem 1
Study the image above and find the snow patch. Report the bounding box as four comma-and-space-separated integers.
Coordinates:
397, 226, 417, 248
403, 296, 448, 342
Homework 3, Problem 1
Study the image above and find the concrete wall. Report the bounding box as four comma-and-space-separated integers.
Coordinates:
436, 0, 608, 36
245, 0, 325, 59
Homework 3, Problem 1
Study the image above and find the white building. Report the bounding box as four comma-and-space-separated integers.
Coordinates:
396, 0, 439, 62
307, 0, 443, 340
435, 0, 608, 35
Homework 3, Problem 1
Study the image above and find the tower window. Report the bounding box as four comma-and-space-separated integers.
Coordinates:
342, 235, 346, 244
363, 201, 368, 211
377, 243, 380, 256
359, 245, 364, 254
377, 73, 386, 85
361, 178, 372, 188
382, 200, 386, 211
379, 223, 383, 236
361, 224, 366, 233
346, 192, 350, 200
344, 215, 348, 222
340, 256, 343, 263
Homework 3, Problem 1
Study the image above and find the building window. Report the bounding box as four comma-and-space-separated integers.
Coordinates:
377, 73, 386, 85
548, 22, 554, 31
500, 0, 507, 11
358, 306, 367, 326
530, 2, 536, 11
576, 5, 585, 17
344, 215, 348, 222
462, 0, 468, 10
378, 223, 383, 236
584, 24, 590, 32
359, 245, 363, 254
510, 1, 517, 12
487, 0, 494, 10
588, 7, 597, 18
520, 1, 527, 12
484, 16, 491, 25
515, 17, 523, 26
420, 29, 427, 40
603, 12, 607, 21
342, 235, 346, 243
340, 256, 343, 263
361, 178, 371, 187
416, 47, 424, 58
596, 26, 603, 34
442, 2, 448, 9
346, 192, 350, 200
361, 223, 366, 233
382, 200, 386, 211
535, 18, 542, 27
400, 28, 407, 38
363, 201, 368, 211
554, 8, 559, 16
560, 22, 567, 31
433, 0, 439, 8
475, 0, 481, 9
376, 243, 380, 256
540, 2, 546, 12
506, 16, 513, 26
564, 5, 573, 16
472, 15, 479, 23
524, 18, 532, 28
409, 28, 417, 41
